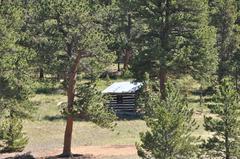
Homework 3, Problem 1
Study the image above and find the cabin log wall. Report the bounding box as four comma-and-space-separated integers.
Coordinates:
107, 93, 136, 113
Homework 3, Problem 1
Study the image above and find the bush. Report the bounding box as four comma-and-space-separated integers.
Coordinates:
122, 69, 133, 79
0, 118, 28, 152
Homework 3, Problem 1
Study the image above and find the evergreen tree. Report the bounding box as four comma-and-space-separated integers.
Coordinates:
233, 0, 240, 91
111, 0, 135, 71
209, 0, 240, 82
131, 0, 217, 97
136, 82, 199, 159
0, 118, 28, 153
27, 1, 116, 156
0, 1, 35, 152
201, 79, 240, 159
98, 0, 137, 72
73, 81, 117, 128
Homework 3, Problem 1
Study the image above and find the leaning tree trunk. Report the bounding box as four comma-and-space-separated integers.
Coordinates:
62, 53, 82, 157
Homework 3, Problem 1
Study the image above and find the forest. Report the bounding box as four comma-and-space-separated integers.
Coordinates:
0, 0, 240, 159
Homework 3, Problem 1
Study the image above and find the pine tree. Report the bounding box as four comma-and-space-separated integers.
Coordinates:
0, 118, 28, 153
73, 81, 117, 128
98, 0, 137, 72
111, 0, 135, 71
0, 1, 35, 152
209, 0, 239, 82
26, 1, 115, 156
201, 78, 240, 159
136, 82, 199, 159
131, 0, 217, 97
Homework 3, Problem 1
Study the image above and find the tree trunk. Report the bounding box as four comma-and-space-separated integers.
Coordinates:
235, 67, 238, 92
158, 0, 169, 100
123, 13, 132, 71
159, 69, 167, 99
117, 62, 120, 72
225, 128, 230, 159
62, 53, 81, 156
62, 116, 73, 156
218, 64, 225, 84
39, 68, 44, 80
117, 51, 121, 72
123, 48, 131, 71
200, 85, 203, 107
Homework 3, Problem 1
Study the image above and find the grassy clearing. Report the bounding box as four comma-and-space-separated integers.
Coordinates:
24, 120, 146, 151
24, 94, 146, 153
19, 78, 214, 158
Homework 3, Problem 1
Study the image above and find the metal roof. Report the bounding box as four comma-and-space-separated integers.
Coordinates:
102, 81, 143, 94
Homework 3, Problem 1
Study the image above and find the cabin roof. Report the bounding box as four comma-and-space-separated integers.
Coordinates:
102, 81, 143, 94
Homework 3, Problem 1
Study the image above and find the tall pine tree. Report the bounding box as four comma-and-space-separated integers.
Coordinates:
26, 0, 116, 156
131, 0, 217, 97
202, 78, 240, 159
0, 1, 35, 152
98, 0, 137, 72
209, 0, 240, 82
136, 81, 199, 158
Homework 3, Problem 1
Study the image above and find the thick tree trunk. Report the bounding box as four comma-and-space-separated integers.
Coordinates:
62, 53, 82, 156
159, 69, 167, 99
62, 116, 73, 156
39, 68, 44, 80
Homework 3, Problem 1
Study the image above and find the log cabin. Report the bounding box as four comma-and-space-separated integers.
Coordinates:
102, 81, 142, 115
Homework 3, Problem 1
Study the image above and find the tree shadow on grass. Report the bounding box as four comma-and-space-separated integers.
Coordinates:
46, 154, 94, 159
43, 115, 66, 121
187, 97, 213, 104
115, 111, 144, 121
43, 112, 143, 122
4, 152, 35, 159
4, 152, 95, 159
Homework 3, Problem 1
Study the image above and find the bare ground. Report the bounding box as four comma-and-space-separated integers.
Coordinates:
0, 145, 138, 159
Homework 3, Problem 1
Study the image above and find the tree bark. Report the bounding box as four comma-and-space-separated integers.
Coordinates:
159, 69, 167, 99
235, 67, 238, 92
39, 67, 44, 80
117, 51, 121, 72
123, 48, 131, 71
62, 53, 82, 156
158, 0, 169, 100
62, 116, 73, 156
200, 85, 203, 107
123, 13, 132, 71
225, 126, 230, 159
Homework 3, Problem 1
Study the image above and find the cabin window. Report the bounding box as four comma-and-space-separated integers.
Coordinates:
117, 95, 123, 104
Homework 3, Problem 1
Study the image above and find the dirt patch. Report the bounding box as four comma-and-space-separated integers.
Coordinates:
0, 145, 137, 159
